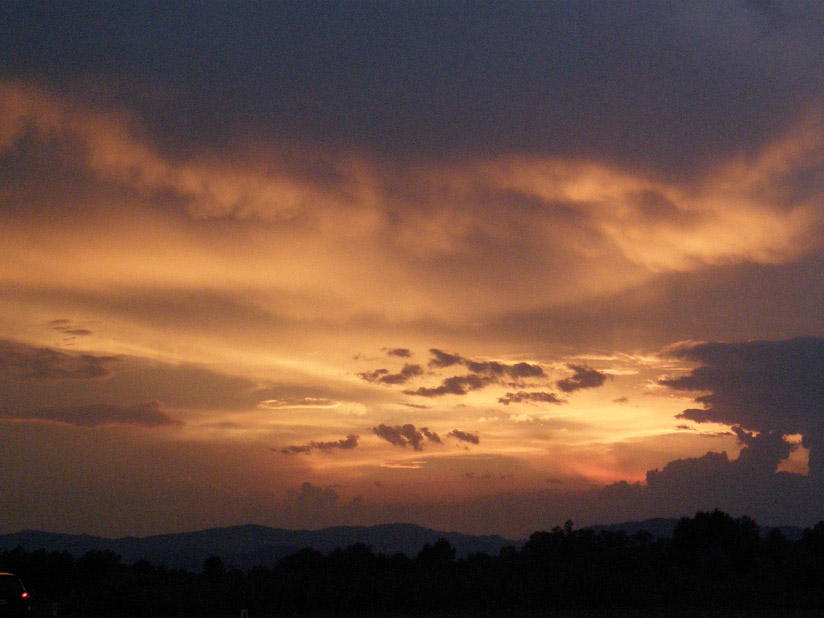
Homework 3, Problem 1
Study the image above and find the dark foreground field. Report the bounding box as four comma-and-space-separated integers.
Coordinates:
270, 608, 824, 618
7, 512, 824, 618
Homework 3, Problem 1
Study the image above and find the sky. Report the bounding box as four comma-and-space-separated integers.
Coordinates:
2, 1, 824, 539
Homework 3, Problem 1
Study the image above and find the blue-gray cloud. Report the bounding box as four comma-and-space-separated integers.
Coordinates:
660, 337, 824, 478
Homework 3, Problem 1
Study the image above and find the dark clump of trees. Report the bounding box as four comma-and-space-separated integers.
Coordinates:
5, 510, 824, 617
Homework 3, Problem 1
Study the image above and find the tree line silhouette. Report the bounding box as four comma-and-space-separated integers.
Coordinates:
3, 510, 824, 616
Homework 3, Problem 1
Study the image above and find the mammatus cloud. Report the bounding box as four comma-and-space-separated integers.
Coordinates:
358, 363, 424, 386
447, 429, 480, 445
370, 423, 441, 450
0, 401, 181, 428
279, 434, 359, 455
0, 339, 118, 380
556, 364, 608, 393
659, 337, 824, 478
259, 397, 340, 409
498, 391, 567, 405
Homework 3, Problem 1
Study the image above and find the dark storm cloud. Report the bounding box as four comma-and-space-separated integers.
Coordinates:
370, 423, 440, 451
0, 400, 181, 428
358, 363, 424, 386
498, 391, 567, 406
404, 374, 492, 398
556, 364, 608, 393
279, 434, 359, 456
660, 337, 824, 478
0, 339, 117, 380
447, 429, 480, 445
589, 426, 821, 527
3, 2, 822, 174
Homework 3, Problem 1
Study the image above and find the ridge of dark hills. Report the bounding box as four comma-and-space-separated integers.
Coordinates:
1, 518, 805, 571
0, 523, 518, 571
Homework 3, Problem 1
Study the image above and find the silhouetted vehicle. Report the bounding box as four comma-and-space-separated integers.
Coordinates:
0, 573, 29, 618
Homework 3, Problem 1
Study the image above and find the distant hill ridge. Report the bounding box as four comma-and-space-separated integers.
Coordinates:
1, 518, 805, 571
0, 523, 517, 571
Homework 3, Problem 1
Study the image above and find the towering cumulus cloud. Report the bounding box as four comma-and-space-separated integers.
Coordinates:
661, 337, 824, 478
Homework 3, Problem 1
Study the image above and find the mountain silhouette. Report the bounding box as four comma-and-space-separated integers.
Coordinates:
0, 523, 517, 571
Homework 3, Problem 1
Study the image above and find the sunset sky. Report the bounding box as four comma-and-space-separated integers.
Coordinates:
2, 1, 824, 539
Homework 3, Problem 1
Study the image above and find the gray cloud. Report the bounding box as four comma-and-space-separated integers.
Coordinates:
0, 339, 118, 380
279, 434, 359, 455
0, 401, 182, 428
371, 423, 440, 451
447, 429, 480, 445
384, 347, 412, 358
404, 374, 492, 398
660, 337, 824, 478
498, 391, 567, 405
359, 363, 424, 386
556, 364, 608, 393
428, 349, 545, 380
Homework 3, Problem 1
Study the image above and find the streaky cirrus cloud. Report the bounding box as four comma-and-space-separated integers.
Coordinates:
0, 401, 181, 428
659, 336, 824, 478
498, 391, 567, 406
259, 398, 340, 409
370, 423, 441, 451
556, 364, 608, 393
278, 434, 359, 456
